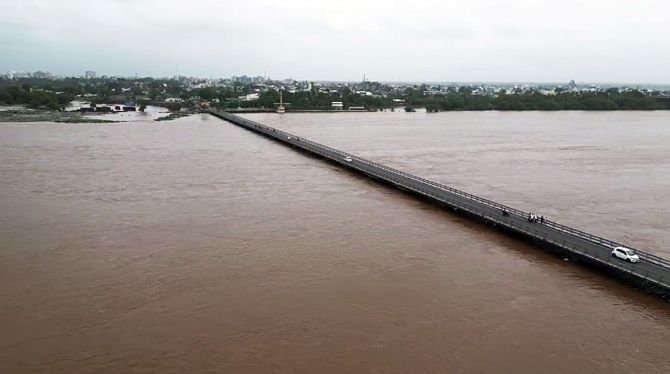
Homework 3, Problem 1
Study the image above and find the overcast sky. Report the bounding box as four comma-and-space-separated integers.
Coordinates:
1, 0, 668, 83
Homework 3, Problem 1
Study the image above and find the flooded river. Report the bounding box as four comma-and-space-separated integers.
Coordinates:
1, 112, 669, 373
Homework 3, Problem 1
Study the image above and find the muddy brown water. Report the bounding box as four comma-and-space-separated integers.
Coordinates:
1, 111, 669, 373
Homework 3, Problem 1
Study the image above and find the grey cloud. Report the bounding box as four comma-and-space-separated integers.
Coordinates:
0, 0, 668, 82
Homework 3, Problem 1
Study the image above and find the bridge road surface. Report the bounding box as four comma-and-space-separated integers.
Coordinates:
209, 110, 670, 295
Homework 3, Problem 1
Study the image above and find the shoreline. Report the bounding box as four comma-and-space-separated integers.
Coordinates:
3, 106, 669, 123
0, 107, 195, 123
0, 109, 119, 123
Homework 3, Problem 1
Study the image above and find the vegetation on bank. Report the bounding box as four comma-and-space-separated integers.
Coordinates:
154, 109, 196, 122
0, 85, 73, 110
0, 77, 185, 111
0, 109, 117, 123
55, 118, 117, 123
419, 91, 668, 112
214, 88, 670, 112
224, 89, 388, 110
1, 77, 669, 113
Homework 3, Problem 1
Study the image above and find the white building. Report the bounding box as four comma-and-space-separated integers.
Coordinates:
240, 93, 260, 101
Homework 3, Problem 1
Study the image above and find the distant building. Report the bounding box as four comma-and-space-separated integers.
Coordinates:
33, 71, 53, 79
331, 101, 344, 110
568, 80, 577, 90
123, 101, 137, 111
85, 70, 97, 79
234, 75, 253, 85
240, 93, 260, 101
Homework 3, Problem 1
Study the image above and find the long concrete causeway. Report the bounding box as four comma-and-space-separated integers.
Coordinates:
209, 110, 670, 295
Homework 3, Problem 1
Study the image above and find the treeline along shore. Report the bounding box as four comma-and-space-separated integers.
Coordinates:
420, 91, 670, 112
1, 76, 669, 113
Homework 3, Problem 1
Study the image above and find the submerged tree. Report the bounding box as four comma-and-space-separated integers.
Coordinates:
138, 99, 149, 112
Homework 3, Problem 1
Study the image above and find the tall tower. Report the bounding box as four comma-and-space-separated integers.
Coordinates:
277, 90, 286, 114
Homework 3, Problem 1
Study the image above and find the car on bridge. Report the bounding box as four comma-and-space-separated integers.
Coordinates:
344, 156, 353, 162
611, 246, 640, 263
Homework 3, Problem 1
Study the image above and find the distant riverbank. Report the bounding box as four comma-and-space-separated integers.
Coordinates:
0, 108, 118, 123
224, 108, 376, 113
0, 105, 195, 123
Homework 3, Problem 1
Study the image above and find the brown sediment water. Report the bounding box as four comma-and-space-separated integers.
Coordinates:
1, 111, 669, 373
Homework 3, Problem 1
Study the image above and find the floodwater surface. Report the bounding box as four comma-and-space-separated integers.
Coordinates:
1, 112, 669, 373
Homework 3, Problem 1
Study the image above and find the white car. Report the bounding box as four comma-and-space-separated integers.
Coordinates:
611, 246, 640, 263
344, 156, 353, 162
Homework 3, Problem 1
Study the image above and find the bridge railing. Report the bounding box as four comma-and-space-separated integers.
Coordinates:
318, 144, 670, 269
214, 111, 670, 270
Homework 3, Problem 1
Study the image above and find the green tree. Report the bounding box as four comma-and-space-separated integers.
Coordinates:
164, 102, 181, 112
138, 99, 149, 112
426, 104, 440, 112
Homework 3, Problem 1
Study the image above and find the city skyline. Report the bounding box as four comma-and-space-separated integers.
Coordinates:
1, 0, 669, 83
4, 69, 670, 89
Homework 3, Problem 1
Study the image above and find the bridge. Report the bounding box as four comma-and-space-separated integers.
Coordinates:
209, 110, 670, 296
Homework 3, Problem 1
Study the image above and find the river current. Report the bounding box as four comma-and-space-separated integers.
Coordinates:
1, 111, 669, 373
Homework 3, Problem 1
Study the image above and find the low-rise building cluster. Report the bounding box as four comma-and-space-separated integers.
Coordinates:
3, 71, 669, 108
